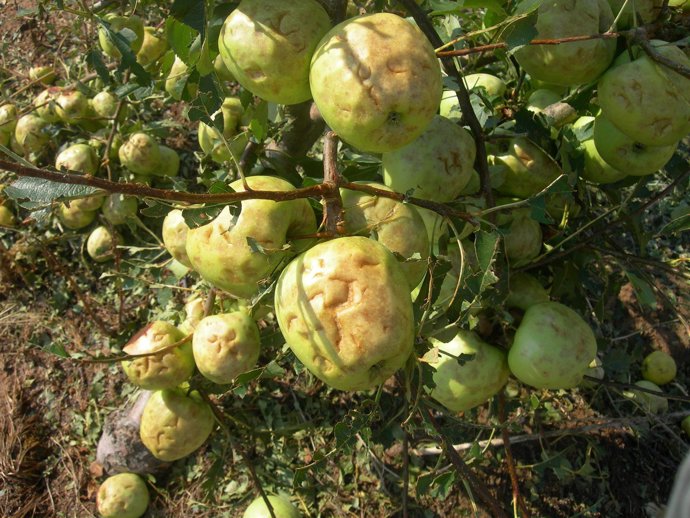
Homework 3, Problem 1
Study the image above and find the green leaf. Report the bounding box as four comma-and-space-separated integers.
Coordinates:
248, 100, 269, 142
165, 17, 198, 64
86, 50, 111, 85
171, 0, 207, 37
624, 271, 657, 310
46, 342, 69, 358
97, 18, 151, 85
475, 230, 499, 272
6, 177, 101, 208
182, 205, 225, 228
657, 210, 690, 236
504, 15, 538, 54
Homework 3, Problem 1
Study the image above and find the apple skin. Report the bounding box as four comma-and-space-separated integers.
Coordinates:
165, 56, 198, 100
218, 0, 330, 105
55, 143, 99, 175
491, 138, 562, 199
185, 176, 316, 299
87, 225, 119, 262
439, 74, 506, 119
56, 203, 97, 230
508, 302, 597, 389
162, 209, 192, 268
514, 0, 616, 86
102, 194, 137, 225
55, 90, 90, 125
641, 350, 677, 385
0, 205, 16, 227
592, 114, 677, 176
119, 133, 162, 175
598, 41, 690, 147
428, 330, 510, 412
98, 14, 145, 59
33, 88, 62, 123
243, 494, 302, 518
496, 207, 543, 265
136, 27, 168, 67
526, 89, 561, 113
274, 236, 414, 391
0, 103, 17, 134
139, 388, 215, 462
629, 380, 668, 413
310, 13, 442, 153
505, 272, 550, 311
192, 312, 261, 385
156, 145, 180, 177
14, 114, 49, 154
382, 116, 476, 203
29, 65, 57, 85
340, 182, 429, 288
121, 321, 195, 390
96, 473, 149, 518
682, 415, 690, 436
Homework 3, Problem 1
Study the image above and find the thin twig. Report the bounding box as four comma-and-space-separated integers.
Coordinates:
322, 131, 345, 236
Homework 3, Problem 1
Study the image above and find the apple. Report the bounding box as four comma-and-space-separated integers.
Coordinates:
178, 296, 205, 335
310, 13, 442, 153
55, 89, 90, 125
629, 380, 668, 413
165, 56, 198, 100
0, 205, 16, 227
490, 138, 562, 198
508, 302, 597, 389
439, 74, 506, 120
641, 350, 677, 385
496, 206, 543, 265
139, 387, 215, 462
119, 133, 162, 175
427, 330, 510, 412
98, 14, 145, 59
593, 113, 677, 176
598, 41, 690, 146
505, 272, 550, 311
91, 91, 130, 122
526, 89, 561, 114
162, 209, 192, 268
55, 143, 99, 175
274, 236, 414, 391
198, 97, 247, 164
136, 27, 168, 67
185, 176, 316, 299
213, 54, 235, 83
192, 312, 261, 385
243, 494, 302, 518
0, 103, 17, 135
121, 321, 195, 390
56, 203, 97, 229
29, 65, 57, 85
514, 0, 616, 86
682, 415, 690, 436
340, 182, 429, 288
96, 473, 149, 518
382, 116, 476, 203
33, 88, 62, 123
156, 145, 180, 177
87, 225, 119, 262
14, 114, 49, 154
218, 0, 330, 105
573, 117, 628, 184
607, 0, 663, 28
102, 194, 137, 225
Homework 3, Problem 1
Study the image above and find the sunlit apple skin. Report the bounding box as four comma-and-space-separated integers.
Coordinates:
98, 14, 145, 59
310, 13, 442, 153
102, 194, 137, 225
340, 182, 429, 288
96, 473, 149, 518
593, 114, 677, 176
87, 225, 119, 262
274, 237, 414, 391
165, 56, 198, 100
119, 133, 161, 175
162, 209, 192, 268
630, 380, 668, 413
139, 388, 215, 462
136, 27, 168, 67
382, 116, 475, 203
514, 0, 616, 86
192, 312, 261, 385
641, 350, 677, 385
55, 143, 99, 175
428, 330, 510, 412
0, 205, 16, 227
14, 114, 49, 154
505, 272, 550, 311
185, 176, 316, 299
598, 41, 690, 146
55, 90, 90, 125
243, 494, 302, 518
29, 65, 57, 85
56, 203, 97, 230
508, 302, 597, 389
218, 0, 330, 105
526, 89, 561, 113
33, 88, 62, 123
0, 103, 17, 135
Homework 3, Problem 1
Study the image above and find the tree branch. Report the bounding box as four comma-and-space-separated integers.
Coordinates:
321, 131, 345, 236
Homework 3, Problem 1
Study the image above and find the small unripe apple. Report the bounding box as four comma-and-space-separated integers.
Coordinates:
96, 472, 149, 518
122, 321, 195, 390
119, 133, 162, 175
14, 114, 49, 154
0, 103, 18, 134
243, 494, 302, 518
29, 65, 57, 85
98, 14, 145, 59
178, 296, 205, 335
33, 88, 62, 123
383, 116, 476, 203
102, 194, 137, 225
56, 203, 97, 230
139, 387, 215, 462
0, 205, 16, 227
70, 195, 104, 212
310, 13, 442, 153
91, 91, 129, 122
219, 0, 331, 105
156, 145, 180, 177
213, 54, 235, 82
641, 350, 677, 385
55, 90, 90, 125
508, 302, 597, 389
165, 56, 198, 100
497, 207, 543, 265
491, 138, 562, 198
136, 27, 168, 67
629, 380, 668, 413
87, 225, 119, 262
193, 312, 261, 385
428, 330, 510, 412
505, 272, 550, 311
274, 236, 414, 391
162, 209, 192, 268
526, 89, 561, 114
55, 143, 99, 175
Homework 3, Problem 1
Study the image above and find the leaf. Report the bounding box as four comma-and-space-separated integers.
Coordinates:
624, 271, 657, 310
248, 100, 269, 142
86, 50, 111, 85
165, 17, 198, 64
96, 18, 151, 85
657, 212, 690, 236
181, 205, 225, 228
171, 0, 207, 37
6, 177, 101, 208
504, 15, 538, 54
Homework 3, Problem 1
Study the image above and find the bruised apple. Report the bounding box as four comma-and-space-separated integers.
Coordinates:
243, 494, 302, 518
508, 302, 597, 389
96, 473, 149, 518
274, 237, 414, 391
162, 209, 192, 267
87, 225, 119, 262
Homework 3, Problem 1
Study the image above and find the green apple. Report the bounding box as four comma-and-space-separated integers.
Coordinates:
682, 415, 690, 436
165, 56, 198, 100
55, 143, 99, 175
439, 90, 463, 121
213, 54, 235, 82
33, 88, 61, 123
490, 138, 562, 198
186, 176, 316, 299
29, 65, 57, 85
55, 90, 90, 125
505, 272, 550, 311
526, 89, 561, 113
139, 388, 215, 462
382, 116, 476, 203
508, 302, 597, 389
69, 195, 104, 212
136, 27, 168, 67
192, 312, 261, 385
178, 296, 205, 335
607, 0, 663, 28
198, 97, 247, 164
98, 14, 145, 59
641, 350, 677, 385
119, 133, 162, 175
87, 225, 119, 262
497, 206, 543, 265
102, 194, 137, 225
56, 203, 97, 230
0, 103, 17, 134
580, 135, 629, 184
218, 0, 330, 105
340, 182, 429, 288
0, 205, 16, 227
593, 113, 677, 176
274, 236, 414, 391
243, 494, 302, 518
310, 13, 442, 153
121, 321, 194, 390
162, 209, 192, 268
514, 0, 616, 86
629, 380, 668, 413
156, 145, 180, 177
427, 330, 510, 412
91, 91, 129, 122
14, 114, 49, 154
96, 473, 149, 518
598, 41, 690, 146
